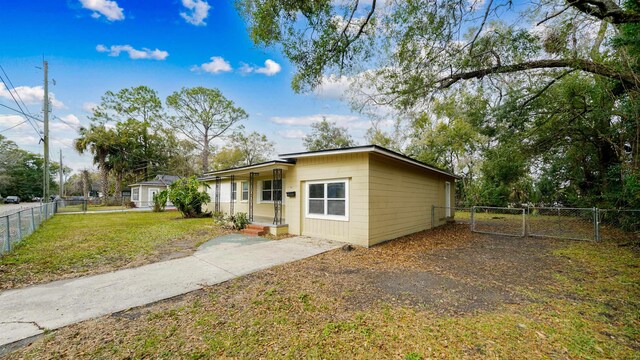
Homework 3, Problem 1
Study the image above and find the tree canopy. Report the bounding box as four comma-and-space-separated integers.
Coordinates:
303, 119, 356, 151
239, 0, 640, 208
166, 87, 248, 173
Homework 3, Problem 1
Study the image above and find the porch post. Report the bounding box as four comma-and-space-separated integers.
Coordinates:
249, 172, 256, 222
214, 176, 221, 213
273, 168, 282, 225
229, 175, 235, 216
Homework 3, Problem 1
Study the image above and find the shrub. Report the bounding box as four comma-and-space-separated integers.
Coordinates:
125, 201, 137, 209
167, 176, 211, 218
228, 212, 249, 230
153, 190, 168, 212
212, 211, 226, 226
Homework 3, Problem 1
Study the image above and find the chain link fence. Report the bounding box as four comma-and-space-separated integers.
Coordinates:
55, 198, 170, 214
1, 203, 55, 255
470, 207, 526, 237
527, 207, 597, 241
431, 205, 639, 242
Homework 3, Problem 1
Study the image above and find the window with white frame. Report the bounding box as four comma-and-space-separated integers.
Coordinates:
241, 182, 249, 201
132, 188, 139, 201
231, 182, 237, 202
261, 180, 282, 202
306, 179, 348, 220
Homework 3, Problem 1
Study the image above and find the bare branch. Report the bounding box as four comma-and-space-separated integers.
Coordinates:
438, 59, 640, 90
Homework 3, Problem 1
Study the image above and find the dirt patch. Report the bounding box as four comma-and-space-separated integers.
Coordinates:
370, 270, 523, 314
5, 224, 639, 359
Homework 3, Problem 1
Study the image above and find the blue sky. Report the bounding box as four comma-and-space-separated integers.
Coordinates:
0, 0, 366, 173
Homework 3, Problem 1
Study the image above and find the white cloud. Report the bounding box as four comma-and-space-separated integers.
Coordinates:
51, 114, 82, 132
270, 114, 360, 126
79, 0, 124, 21
240, 59, 282, 76
192, 56, 232, 74
278, 129, 307, 139
0, 114, 29, 129
0, 83, 64, 109
314, 75, 353, 99
96, 44, 169, 60
180, 0, 210, 26
82, 102, 97, 113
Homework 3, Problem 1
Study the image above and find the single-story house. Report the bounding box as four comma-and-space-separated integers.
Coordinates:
200, 145, 457, 247
129, 174, 180, 207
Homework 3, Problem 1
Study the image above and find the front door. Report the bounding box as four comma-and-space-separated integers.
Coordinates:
148, 188, 160, 207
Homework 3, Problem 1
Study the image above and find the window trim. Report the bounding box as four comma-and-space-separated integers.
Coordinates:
231, 181, 237, 202
132, 188, 140, 201
241, 181, 249, 202
259, 179, 283, 203
305, 179, 349, 221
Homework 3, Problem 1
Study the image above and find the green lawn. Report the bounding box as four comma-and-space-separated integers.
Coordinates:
0, 211, 227, 289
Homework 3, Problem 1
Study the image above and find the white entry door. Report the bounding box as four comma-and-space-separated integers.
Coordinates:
445, 182, 451, 217
148, 188, 160, 207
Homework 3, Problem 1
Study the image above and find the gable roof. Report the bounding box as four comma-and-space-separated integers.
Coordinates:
129, 174, 181, 187
279, 145, 459, 179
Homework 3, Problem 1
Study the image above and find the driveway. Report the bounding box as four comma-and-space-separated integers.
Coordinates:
0, 235, 340, 350
0, 203, 42, 217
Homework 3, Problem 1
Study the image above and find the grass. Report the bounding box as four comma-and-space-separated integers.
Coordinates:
0, 211, 227, 289
6, 226, 639, 359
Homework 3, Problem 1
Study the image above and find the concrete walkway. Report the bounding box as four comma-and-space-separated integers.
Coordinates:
0, 235, 339, 350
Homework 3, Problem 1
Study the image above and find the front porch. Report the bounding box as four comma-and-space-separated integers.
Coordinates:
200, 161, 293, 229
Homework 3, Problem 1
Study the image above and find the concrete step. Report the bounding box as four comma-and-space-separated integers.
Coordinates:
246, 224, 270, 231
240, 228, 267, 237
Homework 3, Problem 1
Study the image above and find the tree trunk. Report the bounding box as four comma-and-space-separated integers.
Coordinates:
202, 129, 210, 174
114, 171, 123, 202
82, 170, 90, 199
99, 159, 109, 205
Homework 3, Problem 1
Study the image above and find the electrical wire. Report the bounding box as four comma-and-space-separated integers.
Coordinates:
0, 76, 43, 137
0, 64, 35, 119
0, 120, 27, 133
53, 115, 80, 132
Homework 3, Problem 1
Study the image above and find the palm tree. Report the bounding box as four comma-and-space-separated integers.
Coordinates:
74, 124, 114, 203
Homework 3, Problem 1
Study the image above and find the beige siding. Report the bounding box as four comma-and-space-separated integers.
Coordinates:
368, 154, 455, 246
285, 153, 369, 247
201, 151, 454, 248
202, 175, 284, 220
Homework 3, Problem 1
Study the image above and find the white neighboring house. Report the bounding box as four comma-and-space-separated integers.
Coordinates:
128, 174, 181, 208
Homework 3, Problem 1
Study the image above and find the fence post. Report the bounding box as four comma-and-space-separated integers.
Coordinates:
471, 206, 475, 232
17, 211, 22, 241
5, 215, 10, 253
521, 208, 526, 237
593, 207, 600, 241
31, 207, 36, 232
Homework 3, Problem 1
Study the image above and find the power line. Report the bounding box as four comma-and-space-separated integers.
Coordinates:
0, 103, 43, 123
0, 81, 43, 137
0, 64, 34, 119
53, 115, 80, 132
0, 120, 27, 133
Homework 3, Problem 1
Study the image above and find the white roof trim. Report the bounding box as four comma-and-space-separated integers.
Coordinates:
201, 161, 295, 178
279, 146, 458, 178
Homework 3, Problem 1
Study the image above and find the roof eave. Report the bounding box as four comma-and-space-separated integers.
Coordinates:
279, 146, 459, 179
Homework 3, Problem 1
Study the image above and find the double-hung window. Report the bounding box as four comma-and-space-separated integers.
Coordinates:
132, 188, 139, 201
241, 182, 249, 201
306, 179, 348, 220
231, 182, 237, 202
261, 180, 282, 202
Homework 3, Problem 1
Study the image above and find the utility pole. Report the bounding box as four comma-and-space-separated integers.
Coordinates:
43, 60, 50, 201
59, 149, 64, 198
